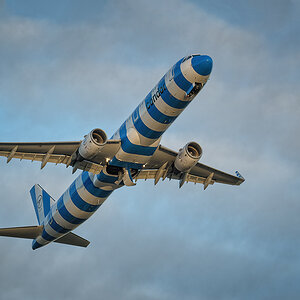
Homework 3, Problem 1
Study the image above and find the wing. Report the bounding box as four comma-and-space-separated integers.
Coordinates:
0, 140, 121, 174
136, 145, 244, 189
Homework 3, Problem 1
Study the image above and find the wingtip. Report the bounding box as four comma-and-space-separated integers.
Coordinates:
235, 171, 245, 184
237, 177, 245, 185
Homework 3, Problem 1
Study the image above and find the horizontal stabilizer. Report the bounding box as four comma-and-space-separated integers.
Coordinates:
54, 232, 90, 248
0, 226, 43, 239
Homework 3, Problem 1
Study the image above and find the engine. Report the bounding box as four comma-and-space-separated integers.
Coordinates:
78, 128, 107, 160
174, 142, 202, 172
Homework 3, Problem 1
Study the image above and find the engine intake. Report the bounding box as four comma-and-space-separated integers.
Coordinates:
78, 128, 107, 160
174, 141, 202, 172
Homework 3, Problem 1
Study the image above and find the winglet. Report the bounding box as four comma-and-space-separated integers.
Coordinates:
235, 171, 244, 180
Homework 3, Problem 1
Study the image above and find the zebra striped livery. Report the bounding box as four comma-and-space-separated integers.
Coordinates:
2, 54, 245, 250
110, 54, 212, 168
31, 54, 213, 249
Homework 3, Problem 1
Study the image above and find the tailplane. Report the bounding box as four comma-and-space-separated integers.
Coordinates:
0, 226, 90, 248
55, 232, 90, 247
30, 184, 55, 224
0, 226, 43, 239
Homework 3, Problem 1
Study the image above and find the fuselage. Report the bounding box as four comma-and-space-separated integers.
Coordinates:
32, 54, 213, 249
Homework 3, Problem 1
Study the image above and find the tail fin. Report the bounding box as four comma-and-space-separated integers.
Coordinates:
30, 184, 55, 225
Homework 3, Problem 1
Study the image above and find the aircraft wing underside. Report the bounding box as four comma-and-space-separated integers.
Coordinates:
0, 140, 121, 174
0, 142, 243, 188
142, 145, 245, 187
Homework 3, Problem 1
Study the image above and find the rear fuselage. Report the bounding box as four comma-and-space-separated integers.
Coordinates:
32, 55, 213, 249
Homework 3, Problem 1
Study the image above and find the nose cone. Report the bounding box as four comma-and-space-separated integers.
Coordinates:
191, 55, 213, 76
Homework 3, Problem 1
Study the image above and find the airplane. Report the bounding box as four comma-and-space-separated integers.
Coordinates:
0, 54, 244, 250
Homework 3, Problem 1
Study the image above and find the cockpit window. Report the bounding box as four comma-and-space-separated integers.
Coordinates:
182, 55, 192, 63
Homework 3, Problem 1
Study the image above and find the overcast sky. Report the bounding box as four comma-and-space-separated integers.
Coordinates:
0, 0, 300, 299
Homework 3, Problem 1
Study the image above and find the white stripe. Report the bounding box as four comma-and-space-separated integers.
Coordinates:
88, 171, 95, 182
153, 93, 184, 117
92, 179, 119, 191
164, 76, 187, 101
115, 147, 152, 164
92, 168, 121, 191
180, 59, 209, 84
49, 201, 58, 219
44, 223, 63, 239
75, 174, 105, 205
35, 185, 44, 223
53, 209, 75, 230
63, 188, 95, 219
126, 117, 161, 148
126, 116, 160, 146
139, 100, 169, 132
36, 235, 50, 245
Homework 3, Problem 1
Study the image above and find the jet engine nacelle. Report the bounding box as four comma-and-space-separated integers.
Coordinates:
78, 128, 107, 160
174, 142, 202, 172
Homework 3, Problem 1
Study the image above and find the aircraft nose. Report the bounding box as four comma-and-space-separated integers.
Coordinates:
191, 55, 213, 76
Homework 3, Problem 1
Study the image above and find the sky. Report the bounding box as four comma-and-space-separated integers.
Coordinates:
0, 0, 300, 299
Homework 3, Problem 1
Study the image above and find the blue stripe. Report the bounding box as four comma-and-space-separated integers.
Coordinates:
49, 216, 69, 234
119, 124, 157, 156
42, 189, 50, 218
32, 240, 43, 250
58, 202, 87, 225
30, 186, 40, 225
133, 108, 164, 139
127, 167, 134, 182
118, 122, 127, 138
109, 157, 144, 169
134, 115, 164, 139
82, 172, 112, 198
173, 60, 193, 92
69, 181, 101, 213
96, 171, 118, 184
42, 230, 55, 242
161, 81, 191, 109
146, 97, 177, 124
191, 55, 213, 76
121, 135, 157, 156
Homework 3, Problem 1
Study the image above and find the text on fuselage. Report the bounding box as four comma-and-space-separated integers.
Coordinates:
146, 82, 166, 110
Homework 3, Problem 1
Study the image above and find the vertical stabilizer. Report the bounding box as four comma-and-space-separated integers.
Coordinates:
30, 184, 55, 225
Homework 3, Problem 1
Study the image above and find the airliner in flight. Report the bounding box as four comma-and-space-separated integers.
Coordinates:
0, 54, 244, 249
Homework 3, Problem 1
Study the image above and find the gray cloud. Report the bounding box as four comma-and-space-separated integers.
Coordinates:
0, 0, 300, 299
